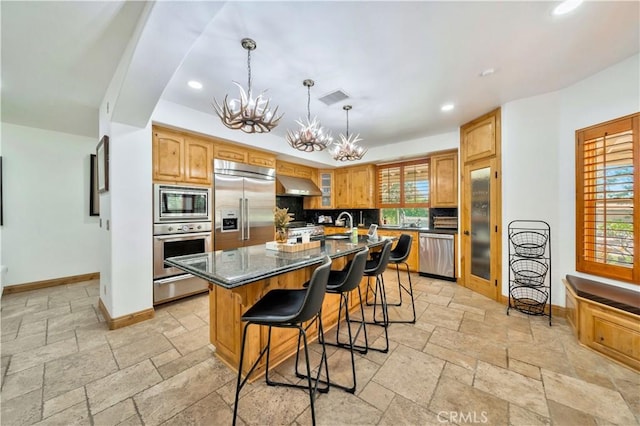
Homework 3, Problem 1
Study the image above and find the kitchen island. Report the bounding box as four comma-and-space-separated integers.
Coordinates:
165, 236, 393, 378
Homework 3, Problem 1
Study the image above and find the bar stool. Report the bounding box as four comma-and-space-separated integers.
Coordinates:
387, 234, 416, 323
232, 256, 332, 426
299, 247, 370, 394
363, 239, 393, 353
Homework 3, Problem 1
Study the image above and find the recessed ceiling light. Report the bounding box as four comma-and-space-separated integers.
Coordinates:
552, 0, 583, 16
441, 103, 455, 112
479, 68, 496, 77
188, 80, 203, 90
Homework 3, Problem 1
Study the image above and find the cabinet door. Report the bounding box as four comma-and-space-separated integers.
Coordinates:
153, 130, 184, 183
294, 166, 314, 180
276, 161, 296, 176
319, 170, 334, 209
184, 137, 212, 185
334, 169, 350, 208
461, 109, 500, 164
351, 165, 375, 208
431, 152, 458, 207
215, 143, 247, 163
248, 150, 276, 168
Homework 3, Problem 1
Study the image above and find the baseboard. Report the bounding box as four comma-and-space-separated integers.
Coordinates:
2, 272, 100, 296
499, 294, 566, 319
98, 297, 155, 330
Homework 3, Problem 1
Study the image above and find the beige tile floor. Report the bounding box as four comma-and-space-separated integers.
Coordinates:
1, 273, 638, 425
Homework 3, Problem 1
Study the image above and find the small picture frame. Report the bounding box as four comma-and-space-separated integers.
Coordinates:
89, 154, 100, 216
96, 135, 109, 193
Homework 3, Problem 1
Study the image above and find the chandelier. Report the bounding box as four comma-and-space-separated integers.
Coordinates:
212, 38, 282, 133
286, 79, 333, 152
331, 105, 367, 161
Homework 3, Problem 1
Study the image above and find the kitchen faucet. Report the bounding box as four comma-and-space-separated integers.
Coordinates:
336, 211, 353, 229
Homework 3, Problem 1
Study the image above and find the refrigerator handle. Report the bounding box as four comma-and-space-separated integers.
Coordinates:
245, 198, 250, 240
239, 198, 245, 241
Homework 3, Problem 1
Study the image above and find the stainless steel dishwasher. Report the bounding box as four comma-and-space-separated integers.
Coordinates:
419, 232, 456, 281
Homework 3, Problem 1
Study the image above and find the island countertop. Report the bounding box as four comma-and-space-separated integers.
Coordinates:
164, 235, 394, 289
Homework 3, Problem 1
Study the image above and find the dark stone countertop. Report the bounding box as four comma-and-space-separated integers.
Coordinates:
164, 236, 395, 289
323, 224, 457, 235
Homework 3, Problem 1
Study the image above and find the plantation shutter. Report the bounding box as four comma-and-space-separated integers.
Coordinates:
377, 160, 430, 208
404, 162, 430, 205
576, 113, 639, 283
378, 165, 401, 207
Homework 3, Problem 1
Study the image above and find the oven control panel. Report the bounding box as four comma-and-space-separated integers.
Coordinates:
153, 221, 212, 235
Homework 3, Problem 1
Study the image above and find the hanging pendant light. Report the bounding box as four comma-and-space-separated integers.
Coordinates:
212, 38, 282, 133
331, 105, 367, 161
286, 79, 333, 152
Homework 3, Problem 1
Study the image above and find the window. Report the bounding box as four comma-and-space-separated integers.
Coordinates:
576, 113, 639, 283
378, 159, 429, 226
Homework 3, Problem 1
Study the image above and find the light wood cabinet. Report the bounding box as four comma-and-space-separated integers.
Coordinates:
276, 160, 315, 179
318, 170, 334, 209
247, 149, 276, 168
184, 137, 213, 185
376, 229, 420, 272
153, 129, 212, 185
334, 165, 375, 209
153, 129, 185, 183
431, 151, 458, 207
461, 109, 500, 164
214, 142, 248, 164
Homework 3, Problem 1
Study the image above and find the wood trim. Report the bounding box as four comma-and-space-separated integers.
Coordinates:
499, 294, 566, 319
2, 272, 100, 295
98, 297, 155, 330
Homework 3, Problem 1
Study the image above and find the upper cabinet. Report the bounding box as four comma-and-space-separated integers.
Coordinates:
335, 164, 376, 209
460, 112, 500, 163
276, 160, 316, 179
153, 129, 213, 185
214, 142, 248, 164
153, 129, 184, 183
184, 137, 213, 185
318, 170, 334, 209
247, 149, 276, 168
430, 151, 458, 207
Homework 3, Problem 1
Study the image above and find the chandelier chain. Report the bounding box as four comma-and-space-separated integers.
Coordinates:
306, 84, 311, 122
246, 49, 252, 100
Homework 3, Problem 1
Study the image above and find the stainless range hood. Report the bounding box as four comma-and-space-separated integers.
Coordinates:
276, 175, 322, 196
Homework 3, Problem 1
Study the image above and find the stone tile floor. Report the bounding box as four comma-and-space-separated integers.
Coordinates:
1, 273, 638, 425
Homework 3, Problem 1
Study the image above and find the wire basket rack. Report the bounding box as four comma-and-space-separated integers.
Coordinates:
509, 286, 548, 315
510, 231, 548, 258
507, 220, 551, 325
510, 258, 549, 287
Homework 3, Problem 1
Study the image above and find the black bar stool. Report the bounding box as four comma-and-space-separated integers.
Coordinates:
298, 247, 370, 394
363, 239, 393, 353
232, 256, 332, 426
387, 234, 416, 323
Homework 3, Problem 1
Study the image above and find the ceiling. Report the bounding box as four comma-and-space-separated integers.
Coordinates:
2, 1, 639, 151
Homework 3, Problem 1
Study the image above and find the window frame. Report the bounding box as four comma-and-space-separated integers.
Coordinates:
575, 113, 639, 284
377, 158, 430, 209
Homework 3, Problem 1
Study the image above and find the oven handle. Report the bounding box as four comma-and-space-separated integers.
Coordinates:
154, 274, 197, 285
153, 232, 211, 241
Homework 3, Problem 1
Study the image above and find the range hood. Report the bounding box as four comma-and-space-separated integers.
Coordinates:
276, 175, 322, 196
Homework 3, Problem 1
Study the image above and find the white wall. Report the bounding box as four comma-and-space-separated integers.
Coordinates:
0, 123, 103, 286
502, 53, 640, 307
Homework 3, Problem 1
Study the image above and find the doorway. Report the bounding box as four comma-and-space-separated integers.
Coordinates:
460, 108, 502, 301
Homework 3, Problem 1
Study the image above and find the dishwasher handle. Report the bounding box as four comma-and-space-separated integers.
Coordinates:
420, 233, 454, 240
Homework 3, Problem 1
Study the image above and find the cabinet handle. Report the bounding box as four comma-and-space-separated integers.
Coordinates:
464, 230, 470, 236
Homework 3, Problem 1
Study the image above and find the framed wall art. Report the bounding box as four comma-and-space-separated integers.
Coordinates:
96, 135, 109, 193
89, 154, 100, 216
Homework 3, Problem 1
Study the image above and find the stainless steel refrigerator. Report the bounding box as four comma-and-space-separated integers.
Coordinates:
213, 159, 276, 251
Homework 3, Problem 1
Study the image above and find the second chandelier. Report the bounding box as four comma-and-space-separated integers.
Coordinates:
286, 79, 333, 152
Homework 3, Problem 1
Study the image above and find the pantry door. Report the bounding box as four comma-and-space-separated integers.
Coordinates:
460, 108, 502, 301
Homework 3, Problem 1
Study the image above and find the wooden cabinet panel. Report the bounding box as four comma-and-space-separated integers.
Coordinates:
580, 302, 640, 370
334, 168, 350, 208
431, 151, 458, 207
153, 130, 184, 182
461, 109, 500, 164
376, 229, 419, 272
276, 160, 315, 179
248, 150, 276, 168
276, 161, 296, 176
184, 137, 212, 185
215, 143, 248, 163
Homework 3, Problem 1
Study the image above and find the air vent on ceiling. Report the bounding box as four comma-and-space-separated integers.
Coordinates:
318, 89, 350, 106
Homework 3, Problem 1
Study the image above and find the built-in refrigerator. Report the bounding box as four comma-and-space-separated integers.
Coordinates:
213, 159, 276, 251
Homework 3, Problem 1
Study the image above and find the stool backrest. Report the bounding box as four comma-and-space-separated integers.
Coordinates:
293, 255, 332, 323
365, 239, 393, 276
332, 247, 369, 293
390, 234, 413, 262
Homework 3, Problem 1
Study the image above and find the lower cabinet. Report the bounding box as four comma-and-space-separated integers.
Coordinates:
376, 229, 419, 272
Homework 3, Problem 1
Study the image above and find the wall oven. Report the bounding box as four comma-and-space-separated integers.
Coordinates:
154, 184, 211, 223
153, 221, 212, 305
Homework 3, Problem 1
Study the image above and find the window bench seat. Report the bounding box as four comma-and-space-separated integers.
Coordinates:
563, 275, 640, 371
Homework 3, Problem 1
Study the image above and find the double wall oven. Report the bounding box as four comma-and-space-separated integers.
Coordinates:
153, 184, 212, 304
